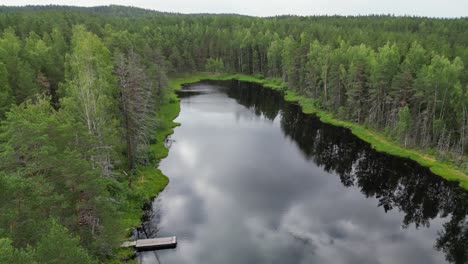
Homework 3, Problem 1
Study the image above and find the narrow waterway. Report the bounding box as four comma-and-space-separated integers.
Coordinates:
138, 80, 468, 264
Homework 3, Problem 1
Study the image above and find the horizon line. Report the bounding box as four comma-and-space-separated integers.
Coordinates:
0, 4, 466, 19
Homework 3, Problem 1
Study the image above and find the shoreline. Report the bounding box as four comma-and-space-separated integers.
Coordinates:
113, 81, 181, 263
169, 72, 468, 190
112, 71, 467, 262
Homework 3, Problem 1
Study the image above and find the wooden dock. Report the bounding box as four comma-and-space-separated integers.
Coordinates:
121, 236, 177, 251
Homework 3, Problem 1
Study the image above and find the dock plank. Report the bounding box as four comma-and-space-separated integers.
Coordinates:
121, 236, 177, 251
121, 241, 136, 247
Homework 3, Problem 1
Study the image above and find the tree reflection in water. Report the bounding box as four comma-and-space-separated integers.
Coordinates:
219, 79, 468, 264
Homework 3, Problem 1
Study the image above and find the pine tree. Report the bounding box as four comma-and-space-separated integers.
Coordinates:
0, 62, 14, 118
0, 238, 35, 264
345, 44, 374, 123
369, 43, 401, 127
396, 105, 412, 146
33, 220, 97, 264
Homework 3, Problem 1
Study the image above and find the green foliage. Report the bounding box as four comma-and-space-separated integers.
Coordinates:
0, 28, 39, 104
61, 25, 120, 178
15, 61, 39, 103
0, 96, 122, 252
345, 44, 373, 123
0, 238, 35, 264
33, 220, 98, 264
44, 27, 67, 89
0, 172, 52, 247
396, 105, 411, 146
0, 62, 14, 118
205, 58, 224, 73
267, 39, 283, 77
24, 32, 50, 73
0, 5, 467, 263
369, 43, 401, 125
414, 54, 464, 148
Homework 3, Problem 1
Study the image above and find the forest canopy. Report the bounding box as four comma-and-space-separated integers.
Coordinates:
0, 5, 466, 263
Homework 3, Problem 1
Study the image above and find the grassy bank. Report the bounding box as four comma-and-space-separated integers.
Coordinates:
120, 90, 181, 229
170, 72, 468, 190
110, 83, 181, 263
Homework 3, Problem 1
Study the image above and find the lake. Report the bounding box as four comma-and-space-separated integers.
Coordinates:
137, 80, 468, 264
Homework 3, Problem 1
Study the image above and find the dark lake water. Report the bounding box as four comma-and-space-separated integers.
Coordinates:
138, 80, 468, 264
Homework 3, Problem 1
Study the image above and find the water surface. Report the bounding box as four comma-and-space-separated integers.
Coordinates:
138, 80, 468, 264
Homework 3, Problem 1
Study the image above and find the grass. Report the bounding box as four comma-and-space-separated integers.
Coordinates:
120, 84, 181, 229
109, 79, 181, 263
109, 165, 169, 264
170, 72, 468, 190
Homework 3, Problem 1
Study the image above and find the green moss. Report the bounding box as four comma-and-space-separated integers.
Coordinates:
149, 95, 181, 161
170, 72, 468, 190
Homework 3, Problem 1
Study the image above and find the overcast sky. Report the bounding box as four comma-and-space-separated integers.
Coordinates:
1, 0, 467, 18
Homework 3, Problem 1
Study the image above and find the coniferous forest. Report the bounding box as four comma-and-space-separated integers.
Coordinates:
0, 5, 467, 263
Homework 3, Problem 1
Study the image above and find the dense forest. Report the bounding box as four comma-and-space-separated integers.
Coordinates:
0, 5, 466, 263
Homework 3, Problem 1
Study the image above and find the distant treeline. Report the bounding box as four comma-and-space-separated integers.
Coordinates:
0, 5, 466, 263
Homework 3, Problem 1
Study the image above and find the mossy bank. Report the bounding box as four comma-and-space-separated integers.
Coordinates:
110, 84, 181, 263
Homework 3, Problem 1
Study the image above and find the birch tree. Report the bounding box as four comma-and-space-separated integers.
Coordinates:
61, 25, 119, 178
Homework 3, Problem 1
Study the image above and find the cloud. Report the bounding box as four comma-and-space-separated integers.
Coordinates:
136, 84, 448, 264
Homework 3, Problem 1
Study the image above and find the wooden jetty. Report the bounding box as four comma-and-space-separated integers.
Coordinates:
121, 236, 177, 251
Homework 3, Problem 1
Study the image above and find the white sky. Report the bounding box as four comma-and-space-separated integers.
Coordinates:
1, 0, 467, 18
